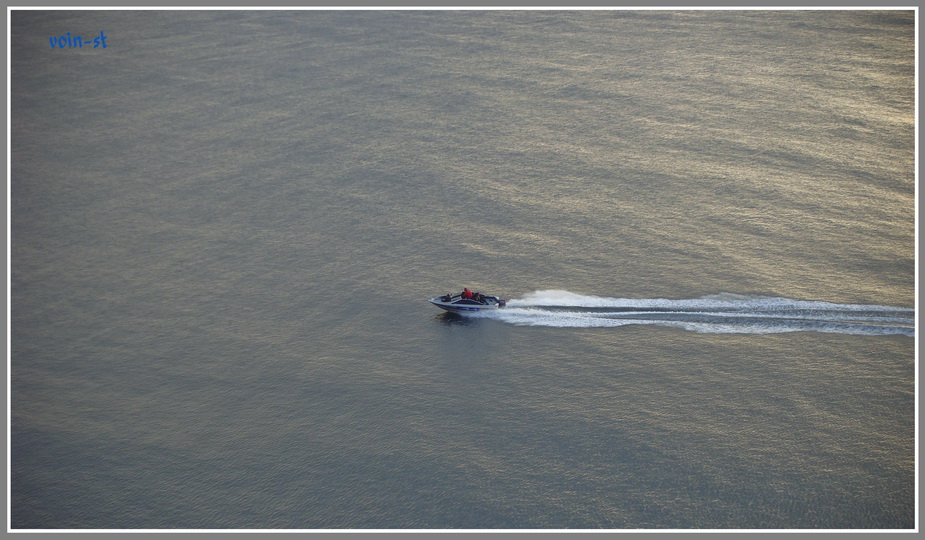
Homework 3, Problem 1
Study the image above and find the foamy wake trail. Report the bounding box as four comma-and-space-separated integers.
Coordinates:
474, 290, 915, 336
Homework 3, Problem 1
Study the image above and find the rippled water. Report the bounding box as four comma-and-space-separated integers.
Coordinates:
10, 9, 915, 530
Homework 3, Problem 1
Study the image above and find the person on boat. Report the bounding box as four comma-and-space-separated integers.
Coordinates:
461, 288, 474, 300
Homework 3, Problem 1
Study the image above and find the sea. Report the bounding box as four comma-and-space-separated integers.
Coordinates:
9, 9, 917, 530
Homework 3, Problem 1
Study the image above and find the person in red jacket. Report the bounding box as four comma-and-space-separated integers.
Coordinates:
461, 288, 474, 299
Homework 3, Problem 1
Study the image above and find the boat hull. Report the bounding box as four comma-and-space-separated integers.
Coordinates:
428, 296, 504, 313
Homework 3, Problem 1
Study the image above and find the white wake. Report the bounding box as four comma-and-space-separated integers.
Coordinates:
473, 290, 915, 336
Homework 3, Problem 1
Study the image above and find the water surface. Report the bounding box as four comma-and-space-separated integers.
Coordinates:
10, 9, 915, 529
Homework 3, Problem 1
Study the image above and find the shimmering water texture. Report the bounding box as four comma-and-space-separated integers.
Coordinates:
475, 290, 916, 336
11, 9, 915, 531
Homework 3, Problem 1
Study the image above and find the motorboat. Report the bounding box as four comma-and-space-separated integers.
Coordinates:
428, 292, 507, 313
